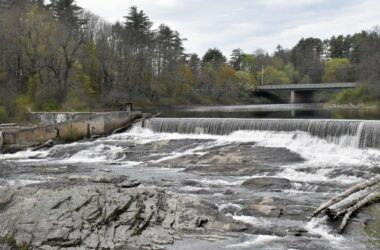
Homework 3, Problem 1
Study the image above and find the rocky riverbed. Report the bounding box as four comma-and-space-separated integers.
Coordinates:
0, 175, 249, 250
1, 122, 380, 249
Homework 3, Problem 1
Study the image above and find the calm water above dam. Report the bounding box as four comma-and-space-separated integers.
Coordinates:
149, 103, 380, 120
1, 104, 380, 249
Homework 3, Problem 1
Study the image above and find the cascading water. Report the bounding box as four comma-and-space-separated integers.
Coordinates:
143, 118, 380, 148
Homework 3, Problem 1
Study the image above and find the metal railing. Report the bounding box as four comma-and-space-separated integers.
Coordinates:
258, 82, 358, 91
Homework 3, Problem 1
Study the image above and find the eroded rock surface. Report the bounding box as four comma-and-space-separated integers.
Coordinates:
0, 181, 245, 250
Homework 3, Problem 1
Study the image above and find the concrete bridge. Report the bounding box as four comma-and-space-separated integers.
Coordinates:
257, 82, 359, 103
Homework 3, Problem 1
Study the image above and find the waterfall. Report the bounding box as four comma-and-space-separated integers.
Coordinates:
143, 118, 380, 149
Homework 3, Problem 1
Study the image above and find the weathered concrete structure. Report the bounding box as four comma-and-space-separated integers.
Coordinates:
289, 90, 315, 104
0, 111, 144, 152
29, 112, 96, 125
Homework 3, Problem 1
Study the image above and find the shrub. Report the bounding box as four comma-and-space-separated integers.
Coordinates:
14, 97, 31, 122
0, 106, 8, 123
332, 84, 376, 104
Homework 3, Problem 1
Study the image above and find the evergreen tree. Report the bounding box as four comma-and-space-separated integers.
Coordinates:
291, 38, 324, 82
230, 48, 245, 70
202, 48, 226, 66
48, 0, 86, 27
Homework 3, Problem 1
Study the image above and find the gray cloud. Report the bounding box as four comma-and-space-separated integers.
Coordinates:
77, 0, 380, 57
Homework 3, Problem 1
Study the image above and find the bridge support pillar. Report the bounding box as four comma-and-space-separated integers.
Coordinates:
290, 90, 314, 104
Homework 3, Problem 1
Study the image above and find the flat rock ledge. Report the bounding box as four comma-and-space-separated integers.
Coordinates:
0, 181, 246, 250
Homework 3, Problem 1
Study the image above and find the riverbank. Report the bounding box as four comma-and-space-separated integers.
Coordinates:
323, 103, 379, 110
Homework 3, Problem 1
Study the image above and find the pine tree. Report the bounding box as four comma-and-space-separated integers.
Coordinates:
48, 0, 86, 27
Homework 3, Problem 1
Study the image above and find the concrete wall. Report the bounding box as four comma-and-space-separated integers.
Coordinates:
30, 112, 98, 125
1, 111, 143, 151
290, 90, 315, 104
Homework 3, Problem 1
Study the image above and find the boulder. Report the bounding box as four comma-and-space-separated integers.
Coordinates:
241, 177, 291, 190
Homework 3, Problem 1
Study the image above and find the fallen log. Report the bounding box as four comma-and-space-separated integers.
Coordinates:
31, 140, 54, 151
339, 191, 380, 233
326, 184, 380, 219
111, 112, 161, 134
312, 176, 380, 234
312, 176, 380, 217
111, 118, 145, 134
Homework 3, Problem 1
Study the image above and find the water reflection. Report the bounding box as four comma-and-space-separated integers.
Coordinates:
147, 104, 380, 120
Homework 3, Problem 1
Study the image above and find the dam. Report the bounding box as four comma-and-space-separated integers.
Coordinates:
144, 118, 380, 149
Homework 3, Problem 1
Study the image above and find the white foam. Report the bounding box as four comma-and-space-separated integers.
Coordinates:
231, 215, 272, 227
226, 235, 282, 248
180, 186, 207, 192
218, 203, 242, 214
150, 145, 208, 163
200, 179, 244, 186
121, 126, 380, 185
57, 144, 126, 164
275, 166, 363, 185
0, 150, 48, 160
6, 179, 43, 187
305, 217, 345, 243
228, 130, 379, 166
123, 126, 380, 165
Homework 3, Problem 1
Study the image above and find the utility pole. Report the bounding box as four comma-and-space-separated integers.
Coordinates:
261, 66, 264, 86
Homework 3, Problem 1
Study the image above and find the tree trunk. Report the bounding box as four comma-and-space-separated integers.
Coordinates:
312, 176, 380, 234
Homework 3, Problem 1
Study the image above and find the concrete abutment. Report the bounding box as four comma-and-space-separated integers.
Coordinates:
290, 90, 315, 104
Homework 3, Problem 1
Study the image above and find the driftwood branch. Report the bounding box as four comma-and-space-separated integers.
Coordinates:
312, 176, 380, 217
327, 184, 380, 219
112, 118, 145, 134
111, 113, 161, 135
339, 191, 380, 233
312, 176, 380, 233
31, 140, 54, 151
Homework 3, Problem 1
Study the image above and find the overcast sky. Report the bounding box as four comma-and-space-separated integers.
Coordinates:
77, 0, 380, 57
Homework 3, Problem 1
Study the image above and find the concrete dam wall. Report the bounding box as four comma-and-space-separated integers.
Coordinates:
0, 111, 143, 152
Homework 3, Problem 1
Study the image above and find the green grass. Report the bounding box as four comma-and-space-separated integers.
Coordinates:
0, 234, 28, 250
365, 206, 380, 248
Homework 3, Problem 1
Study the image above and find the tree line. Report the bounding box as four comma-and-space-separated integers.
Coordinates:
0, 0, 379, 121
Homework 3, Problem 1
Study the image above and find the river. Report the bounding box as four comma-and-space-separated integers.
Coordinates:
148, 103, 380, 120
1, 104, 380, 249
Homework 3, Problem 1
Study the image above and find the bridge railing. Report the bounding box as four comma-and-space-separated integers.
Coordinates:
258, 82, 358, 91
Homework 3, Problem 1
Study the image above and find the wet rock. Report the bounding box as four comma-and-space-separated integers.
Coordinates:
92, 175, 127, 184
287, 227, 321, 238
196, 218, 209, 228
182, 180, 201, 187
0, 190, 13, 210
242, 177, 291, 190
0, 182, 230, 250
67, 175, 92, 182
100, 169, 112, 173
223, 189, 236, 196
199, 153, 243, 165
117, 180, 141, 188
